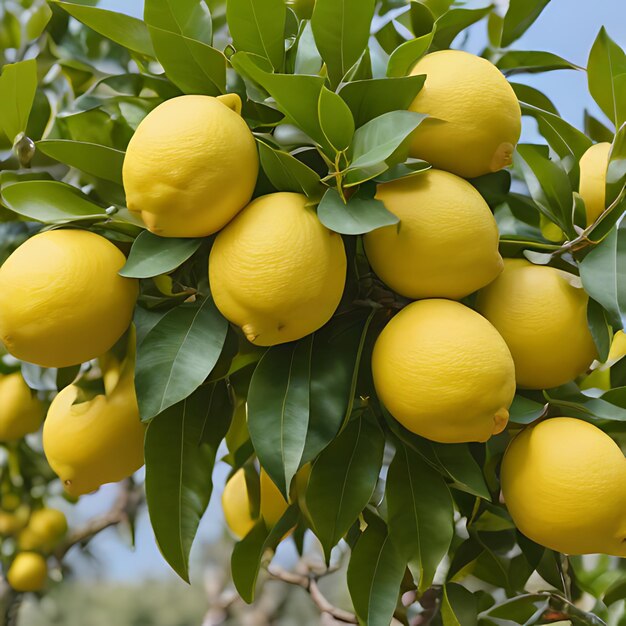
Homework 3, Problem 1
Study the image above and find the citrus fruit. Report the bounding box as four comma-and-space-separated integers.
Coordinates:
372, 299, 515, 443
408, 50, 521, 178
0, 372, 44, 441
364, 169, 503, 299
7, 552, 47, 592
209, 192, 346, 346
501, 418, 626, 556
0, 230, 138, 368
579, 142, 611, 225
476, 259, 597, 389
123, 94, 259, 238
19, 508, 67, 552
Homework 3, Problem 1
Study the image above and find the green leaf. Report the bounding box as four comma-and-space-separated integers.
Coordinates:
0, 180, 106, 223
410, 1, 435, 37
544, 383, 626, 422
588, 27, 626, 129
318, 87, 355, 152
347, 515, 407, 626
135, 297, 228, 420
37, 140, 125, 185
386, 441, 454, 591
373, 159, 431, 183
580, 221, 626, 329
430, 443, 489, 500
349, 110, 426, 171
53, 1, 155, 57
585, 110, 614, 143
431, 6, 493, 51
145, 0, 226, 96
317, 186, 399, 235
588, 298, 612, 362
293, 20, 322, 75
497, 50, 579, 75
515, 144, 574, 236
119, 231, 202, 279
339, 75, 426, 127
311, 0, 376, 88
510, 82, 559, 114
508, 394, 545, 425
257, 139, 324, 198
145, 382, 231, 581
387, 32, 433, 78
247, 337, 313, 497
0, 60, 38, 143
231, 506, 299, 603
306, 415, 385, 561
441, 584, 478, 626
501, 0, 551, 47
606, 122, 626, 207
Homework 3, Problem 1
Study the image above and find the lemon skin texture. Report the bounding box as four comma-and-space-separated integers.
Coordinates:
123, 94, 259, 238
0, 230, 138, 369
364, 169, 503, 299
209, 193, 346, 346
579, 142, 611, 225
501, 418, 626, 556
476, 259, 597, 389
0, 373, 44, 441
372, 299, 515, 443
408, 50, 521, 178
222, 468, 289, 539
43, 361, 145, 497
18, 508, 67, 552
7, 552, 48, 592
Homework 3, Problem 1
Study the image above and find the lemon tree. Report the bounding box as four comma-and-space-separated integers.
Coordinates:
1, 1, 626, 625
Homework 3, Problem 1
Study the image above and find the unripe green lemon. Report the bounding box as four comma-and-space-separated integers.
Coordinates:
372, 299, 515, 443
0, 372, 44, 441
7, 552, 47, 592
408, 50, 521, 178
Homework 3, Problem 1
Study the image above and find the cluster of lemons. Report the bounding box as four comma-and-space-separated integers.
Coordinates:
0, 42, 622, 575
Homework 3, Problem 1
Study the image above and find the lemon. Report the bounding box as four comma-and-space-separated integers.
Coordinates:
43, 352, 145, 497
18, 508, 67, 552
579, 142, 611, 225
0, 372, 44, 441
7, 552, 48, 592
372, 299, 515, 443
0, 511, 25, 536
123, 94, 259, 238
476, 259, 597, 389
222, 468, 289, 539
0, 230, 138, 369
364, 169, 503, 299
501, 418, 626, 556
408, 50, 521, 178
209, 192, 346, 346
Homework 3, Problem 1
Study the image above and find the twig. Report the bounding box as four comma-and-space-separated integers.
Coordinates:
268, 564, 357, 624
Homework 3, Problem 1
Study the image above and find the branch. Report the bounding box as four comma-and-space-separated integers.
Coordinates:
268, 564, 357, 624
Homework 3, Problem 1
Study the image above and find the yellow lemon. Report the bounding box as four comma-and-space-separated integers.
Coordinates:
0, 372, 44, 441
364, 169, 503, 299
209, 192, 346, 346
7, 552, 48, 592
476, 259, 597, 389
222, 468, 289, 539
372, 299, 515, 443
123, 94, 259, 238
0, 511, 25, 536
43, 353, 145, 497
0, 230, 138, 368
501, 418, 626, 556
408, 50, 521, 178
19, 508, 67, 552
579, 142, 611, 225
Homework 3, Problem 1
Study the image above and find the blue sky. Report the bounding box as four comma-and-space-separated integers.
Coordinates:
62, 0, 626, 584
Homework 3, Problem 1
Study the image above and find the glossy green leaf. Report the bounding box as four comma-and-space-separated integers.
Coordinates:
544, 383, 626, 422
588, 27, 626, 129
293, 20, 322, 75
1, 180, 106, 223
318, 87, 355, 152
227, 0, 286, 71
585, 110, 614, 143
339, 75, 426, 127
373, 159, 431, 183
347, 515, 407, 626
588, 298, 612, 362
145, 382, 231, 581
508, 394, 545, 425
497, 50, 579, 75
580, 221, 626, 329
135, 297, 228, 420
306, 416, 385, 561
386, 441, 454, 591
53, 1, 155, 57
145, 0, 225, 96
441, 584, 478, 626
0, 60, 38, 143
501, 0, 551, 47
606, 122, 626, 207
311, 0, 376, 88
37, 140, 125, 185
119, 231, 202, 279
431, 6, 493, 51
510, 82, 559, 114
409, 1, 435, 37
317, 186, 398, 235
257, 140, 323, 198
387, 32, 433, 78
